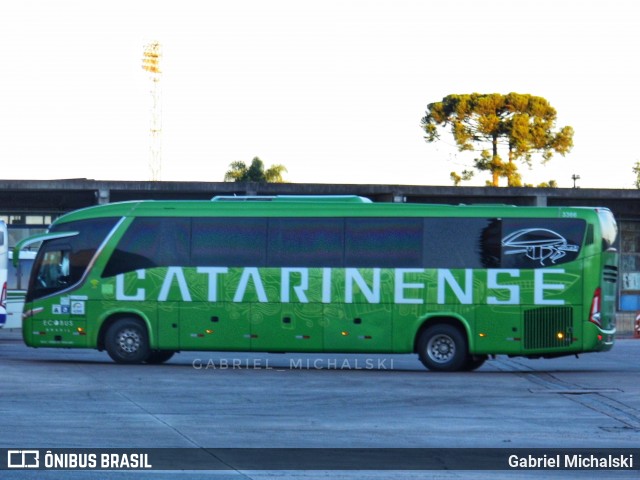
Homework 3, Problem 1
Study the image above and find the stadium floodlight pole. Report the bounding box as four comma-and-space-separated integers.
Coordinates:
142, 41, 162, 181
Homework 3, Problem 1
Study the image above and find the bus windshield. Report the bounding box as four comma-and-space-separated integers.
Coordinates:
27, 217, 120, 301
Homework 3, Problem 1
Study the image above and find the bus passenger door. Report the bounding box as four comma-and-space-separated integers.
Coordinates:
29, 248, 89, 347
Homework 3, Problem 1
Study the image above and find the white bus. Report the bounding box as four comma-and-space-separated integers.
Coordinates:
0, 221, 7, 327
4, 250, 36, 329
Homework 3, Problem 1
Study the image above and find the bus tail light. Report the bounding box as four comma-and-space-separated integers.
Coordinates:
589, 287, 602, 327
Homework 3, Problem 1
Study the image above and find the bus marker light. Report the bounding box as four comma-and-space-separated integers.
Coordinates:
598, 334, 603, 342
205, 329, 214, 334
341, 331, 349, 336
479, 333, 486, 337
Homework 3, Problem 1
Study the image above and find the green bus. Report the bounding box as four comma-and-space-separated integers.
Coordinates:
16, 196, 619, 371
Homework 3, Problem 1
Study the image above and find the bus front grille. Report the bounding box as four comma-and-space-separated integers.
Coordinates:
524, 306, 574, 350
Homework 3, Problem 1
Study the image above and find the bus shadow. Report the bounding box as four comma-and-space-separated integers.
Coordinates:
15, 356, 614, 375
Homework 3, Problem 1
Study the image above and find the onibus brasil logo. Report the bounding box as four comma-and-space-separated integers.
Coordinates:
7, 450, 39, 468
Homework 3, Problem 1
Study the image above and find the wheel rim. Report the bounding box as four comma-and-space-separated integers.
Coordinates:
117, 327, 141, 354
426, 334, 456, 364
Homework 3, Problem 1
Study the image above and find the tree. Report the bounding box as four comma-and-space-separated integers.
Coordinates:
633, 161, 640, 189
421, 93, 574, 187
224, 157, 288, 183
450, 170, 473, 186
533, 180, 558, 188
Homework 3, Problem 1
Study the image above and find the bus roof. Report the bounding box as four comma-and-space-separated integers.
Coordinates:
211, 195, 372, 203
49, 197, 612, 224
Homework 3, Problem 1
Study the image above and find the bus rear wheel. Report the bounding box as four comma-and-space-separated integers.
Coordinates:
105, 318, 150, 364
417, 324, 468, 372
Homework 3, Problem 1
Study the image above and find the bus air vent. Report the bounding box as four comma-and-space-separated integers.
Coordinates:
603, 265, 618, 284
524, 306, 573, 350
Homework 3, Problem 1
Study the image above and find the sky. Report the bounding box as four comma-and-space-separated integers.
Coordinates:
1, 0, 638, 189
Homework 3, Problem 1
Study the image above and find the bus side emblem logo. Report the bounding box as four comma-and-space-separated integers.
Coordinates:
502, 228, 579, 266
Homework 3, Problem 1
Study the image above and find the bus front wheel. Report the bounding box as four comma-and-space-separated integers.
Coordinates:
105, 318, 150, 364
417, 324, 468, 372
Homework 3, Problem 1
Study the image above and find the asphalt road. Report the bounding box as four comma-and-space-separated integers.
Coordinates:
1, 329, 639, 479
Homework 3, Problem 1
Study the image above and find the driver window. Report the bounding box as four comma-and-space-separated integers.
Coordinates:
38, 250, 71, 289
